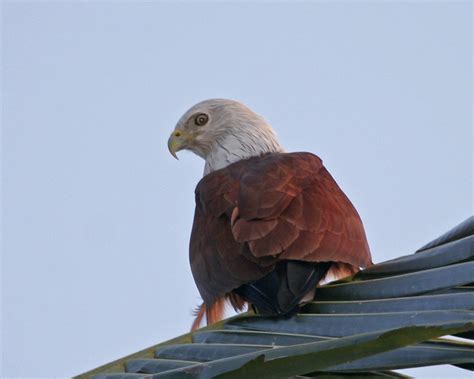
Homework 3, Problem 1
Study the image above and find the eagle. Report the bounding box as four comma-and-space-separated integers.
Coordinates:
168, 99, 372, 331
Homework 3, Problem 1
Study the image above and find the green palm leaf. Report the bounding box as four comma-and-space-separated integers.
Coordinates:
75, 217, 474, 379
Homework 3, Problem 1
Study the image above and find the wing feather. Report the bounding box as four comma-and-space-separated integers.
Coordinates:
190, 152, 371, 307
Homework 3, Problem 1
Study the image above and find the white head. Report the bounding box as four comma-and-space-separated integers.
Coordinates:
168, 99, 284, 175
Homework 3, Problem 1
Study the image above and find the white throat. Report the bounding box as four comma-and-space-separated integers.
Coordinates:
204, 133, 284, 175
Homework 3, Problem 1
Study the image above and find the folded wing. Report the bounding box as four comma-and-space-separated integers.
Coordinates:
190, 152, 372, 317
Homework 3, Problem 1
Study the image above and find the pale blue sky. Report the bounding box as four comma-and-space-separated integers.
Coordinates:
2, 1, 472, 377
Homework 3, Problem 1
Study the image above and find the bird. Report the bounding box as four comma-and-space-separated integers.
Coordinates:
168, 99, 372, 331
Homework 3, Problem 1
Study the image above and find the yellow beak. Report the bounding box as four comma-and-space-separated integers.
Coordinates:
167, 130, 186, 160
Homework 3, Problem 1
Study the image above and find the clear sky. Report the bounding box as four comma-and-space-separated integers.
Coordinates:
2, 1, 472, 377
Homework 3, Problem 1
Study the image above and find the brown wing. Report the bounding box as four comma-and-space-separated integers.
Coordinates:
190, 152, 371, 307
190, 170, 275, 306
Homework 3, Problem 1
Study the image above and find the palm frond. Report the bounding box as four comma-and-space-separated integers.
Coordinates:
75, 217, 474, 379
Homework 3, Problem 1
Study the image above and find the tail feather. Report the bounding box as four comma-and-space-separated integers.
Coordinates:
228, 292, 247, 313
300, 262, 359, 304
206, 297, 226, 326
319, 262, 359, 285
191, 297, 228, 331
191, 303, 207, 331
191, 262, 358, 331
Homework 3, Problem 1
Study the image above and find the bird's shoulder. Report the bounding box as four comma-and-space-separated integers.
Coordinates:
195, 151, 324, 194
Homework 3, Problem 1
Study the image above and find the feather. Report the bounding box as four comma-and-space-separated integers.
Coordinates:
191, 297, 228, 331
189, 152, 371, 328
191, 303, 206, 332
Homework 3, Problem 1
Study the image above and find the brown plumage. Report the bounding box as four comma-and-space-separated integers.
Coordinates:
168, 99, 372, 330
191, 293, 246, 331
189, 152, 371, 330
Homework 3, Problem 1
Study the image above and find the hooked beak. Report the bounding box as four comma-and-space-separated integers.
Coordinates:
167, 130, 186, 160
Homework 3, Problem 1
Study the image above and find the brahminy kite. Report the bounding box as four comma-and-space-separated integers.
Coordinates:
168, 99, 372, 330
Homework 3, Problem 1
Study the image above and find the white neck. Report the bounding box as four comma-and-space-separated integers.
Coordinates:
204, 133, 284, 175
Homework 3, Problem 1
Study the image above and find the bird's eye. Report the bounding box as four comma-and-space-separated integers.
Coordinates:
194, 113, 209, 126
